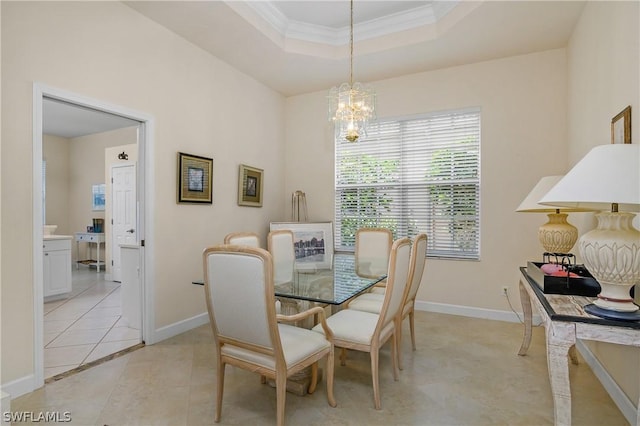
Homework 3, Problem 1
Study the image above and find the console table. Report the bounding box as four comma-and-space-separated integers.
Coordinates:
518, 267, 640, 426
75, 232, 105, 273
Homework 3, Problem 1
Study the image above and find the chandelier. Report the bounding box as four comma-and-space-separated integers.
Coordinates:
328, 0, 376, 142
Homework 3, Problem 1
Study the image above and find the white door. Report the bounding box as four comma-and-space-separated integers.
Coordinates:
111, 163, 137, 282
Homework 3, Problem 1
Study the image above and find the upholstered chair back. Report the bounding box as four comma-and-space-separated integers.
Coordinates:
379, 238, 411, 326
224, 231, 261, 247
405, 234, 428, 304
268, 230, 295, 285
355, 228, 393, 278
203, 246, 280, 355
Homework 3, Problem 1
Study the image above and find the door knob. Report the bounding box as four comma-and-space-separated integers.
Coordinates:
126, 229, 135, 233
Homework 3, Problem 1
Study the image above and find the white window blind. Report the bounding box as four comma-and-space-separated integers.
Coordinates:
334, 107, 481, 259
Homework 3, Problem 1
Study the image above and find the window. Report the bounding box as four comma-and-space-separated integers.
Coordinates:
334, 107, 481, 259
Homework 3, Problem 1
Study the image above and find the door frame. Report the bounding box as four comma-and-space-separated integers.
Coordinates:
32, 83, 156, 388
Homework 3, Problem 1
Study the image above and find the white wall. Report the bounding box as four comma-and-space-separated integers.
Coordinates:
1, 1, 286, 388
285, 49, 569, 312
567, 0, 640, 409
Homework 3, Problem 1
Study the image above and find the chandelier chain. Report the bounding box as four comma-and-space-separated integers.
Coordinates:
349, 0, 354, 87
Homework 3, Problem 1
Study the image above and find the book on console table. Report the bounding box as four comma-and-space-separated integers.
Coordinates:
526, 261, 601, 297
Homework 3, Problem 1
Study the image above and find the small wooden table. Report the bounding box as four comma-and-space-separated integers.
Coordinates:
518, 267, 640, 426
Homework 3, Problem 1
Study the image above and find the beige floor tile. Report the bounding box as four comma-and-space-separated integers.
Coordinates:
102, 325, 141, 342
43, 332, 60, 346
47, 328, 110, 348
83, 339, 140, 364
13, 312, 630, 426
44, 344, 94, 368
43, 319, 75, 334
66, 315, 119, 331
82, 306, 121, 318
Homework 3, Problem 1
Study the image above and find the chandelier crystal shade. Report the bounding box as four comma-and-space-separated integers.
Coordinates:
328, 0, 376, 142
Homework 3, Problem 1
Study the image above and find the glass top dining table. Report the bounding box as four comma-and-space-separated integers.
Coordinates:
193, 253, 387, 306
275, 253, 387, 305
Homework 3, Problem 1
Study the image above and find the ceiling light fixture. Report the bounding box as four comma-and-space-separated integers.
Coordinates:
328, 0, 376, 143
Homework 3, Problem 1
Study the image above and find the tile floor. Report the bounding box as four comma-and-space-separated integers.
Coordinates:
44, 267, 142, 379
15, 311, 630, 425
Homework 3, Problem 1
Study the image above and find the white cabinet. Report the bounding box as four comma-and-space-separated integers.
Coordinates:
43, 238, 72, 299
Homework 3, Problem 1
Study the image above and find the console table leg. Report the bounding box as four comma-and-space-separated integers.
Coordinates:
568, 345, 579, 365
546, 333, 573, 426
518, 279, 533, 356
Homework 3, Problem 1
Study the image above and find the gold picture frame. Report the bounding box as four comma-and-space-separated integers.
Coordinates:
611, 105, 631, 144
177, 152, 213, 204
238, 164, 263, 207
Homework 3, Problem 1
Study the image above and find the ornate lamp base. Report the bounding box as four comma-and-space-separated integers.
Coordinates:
580, 211, 640, 313
539, 212, 578, 253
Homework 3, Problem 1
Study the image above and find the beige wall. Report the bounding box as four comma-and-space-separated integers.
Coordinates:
44, 128, 137, 264
43, 134, 71, 234
1, 1, 286, 386
567, 0, 640, 408
286, 48, 569, 311
69, 127, 137, 239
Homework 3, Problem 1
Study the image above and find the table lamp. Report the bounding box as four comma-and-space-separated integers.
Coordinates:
539, 144, 640, 319
516, 175, 590, 254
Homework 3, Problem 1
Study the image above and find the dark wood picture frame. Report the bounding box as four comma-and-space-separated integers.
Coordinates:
611, 106, 631, 144
238, 164, 263, 207
177, 152, 213, 204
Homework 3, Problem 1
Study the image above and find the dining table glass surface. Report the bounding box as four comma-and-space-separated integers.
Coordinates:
274, 253, 387, 305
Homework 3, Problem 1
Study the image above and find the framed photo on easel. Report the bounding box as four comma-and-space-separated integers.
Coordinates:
611, 106, 631, 144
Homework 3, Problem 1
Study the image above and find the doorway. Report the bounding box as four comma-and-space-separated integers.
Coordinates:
33, 83, 155, 387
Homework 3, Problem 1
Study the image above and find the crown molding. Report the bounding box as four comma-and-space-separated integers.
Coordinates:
242, 1, 459, 46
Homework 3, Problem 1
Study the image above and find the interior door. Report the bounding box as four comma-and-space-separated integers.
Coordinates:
111, 163, 137, 282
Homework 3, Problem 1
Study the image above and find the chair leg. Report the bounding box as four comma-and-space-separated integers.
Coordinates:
215, 362, 226, 423
275, 371, 287, 426
409, 308, 417, 351
340, 347, 347, 366
396, 317, 404, 371
370, 350, 381, 410
326, 347, 337, 407
308, 363, 318, 394
391, 331, 399, 381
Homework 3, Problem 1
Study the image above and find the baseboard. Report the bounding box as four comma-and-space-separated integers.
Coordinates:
152, 312, 209, 343
575, 341, 637, 425
414, 300, 542, 324
1, 374, 37, 400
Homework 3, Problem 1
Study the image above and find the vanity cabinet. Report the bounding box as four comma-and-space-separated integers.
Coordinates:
43, 238, 72, 299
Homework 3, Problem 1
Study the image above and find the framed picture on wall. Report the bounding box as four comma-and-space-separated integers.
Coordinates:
269, 222, 334, 270
177, 152, 213, 204
611, 106, 631, 144
238, 164, 263, 207
92, 184, 106, 211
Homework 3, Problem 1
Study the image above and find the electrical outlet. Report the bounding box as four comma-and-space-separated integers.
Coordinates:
502, 286, 508, 297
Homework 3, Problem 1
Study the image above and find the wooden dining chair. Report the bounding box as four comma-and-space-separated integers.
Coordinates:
347, 233, 428, 369
223, 231, 260, 247
312, 237, 411, 410
268, 230, 296, 285
203, 245, 336, 426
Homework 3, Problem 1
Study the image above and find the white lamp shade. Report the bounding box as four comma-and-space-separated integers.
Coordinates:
539, 144, 640, 212
516, 175, 591, 212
